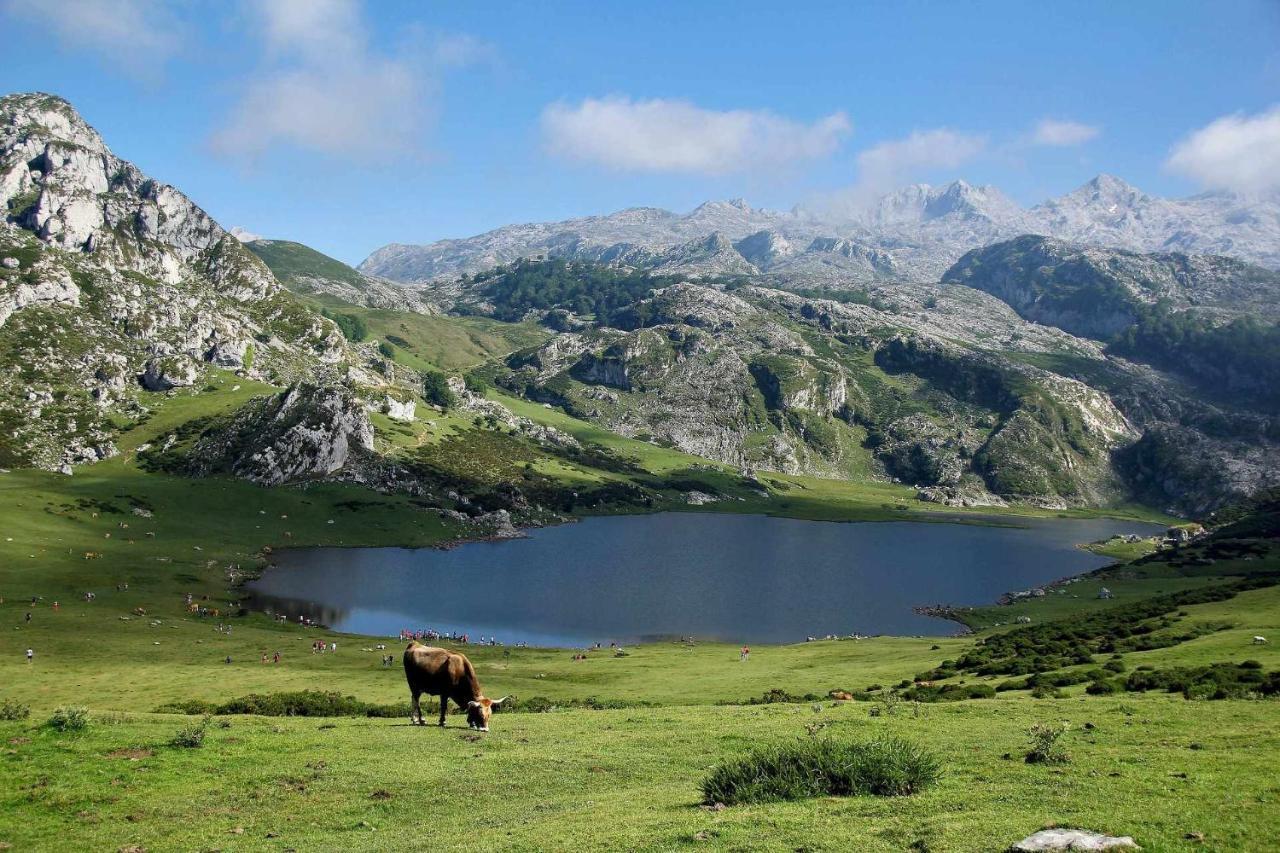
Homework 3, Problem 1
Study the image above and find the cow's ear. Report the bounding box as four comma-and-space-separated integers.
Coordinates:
491, 696, 510, 707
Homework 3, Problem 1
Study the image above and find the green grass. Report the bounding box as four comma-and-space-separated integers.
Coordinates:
2, 698, 1277, 851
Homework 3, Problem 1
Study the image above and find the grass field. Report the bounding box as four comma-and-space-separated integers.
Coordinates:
0, 359, 1277, 850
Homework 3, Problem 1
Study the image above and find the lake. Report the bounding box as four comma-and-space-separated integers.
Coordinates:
244, 512, 1161, 646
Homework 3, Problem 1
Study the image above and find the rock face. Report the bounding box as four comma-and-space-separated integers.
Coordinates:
360, 176, 1280, 286
181, 383, 375, 485
0, 93, 368, 470
944, 235, 1280, 339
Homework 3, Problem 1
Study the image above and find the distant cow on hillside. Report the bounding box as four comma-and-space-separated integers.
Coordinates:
403, 643, 508, 731
1254, 636, 1268, 645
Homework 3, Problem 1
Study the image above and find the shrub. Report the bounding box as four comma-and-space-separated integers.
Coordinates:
1086, 679, 1120, 695
1025, 722, 1070, 764
422, 370, 458, 410
47, 706, 89, 732
0, 699, 31, 721
701, 737, 941, 805
157, 691, 410, 718
169, 717, 210, 748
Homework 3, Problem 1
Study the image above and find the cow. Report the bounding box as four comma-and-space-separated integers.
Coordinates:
1254, 636, 1268, 645
403, 643, 508, 731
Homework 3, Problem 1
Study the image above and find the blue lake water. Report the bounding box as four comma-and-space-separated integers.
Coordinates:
244, 512, 1161, 646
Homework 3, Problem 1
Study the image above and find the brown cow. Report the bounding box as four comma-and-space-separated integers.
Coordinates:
403, 643, 508, 731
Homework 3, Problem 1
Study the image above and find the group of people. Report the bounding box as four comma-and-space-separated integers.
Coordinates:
311, 640, 337, 654
398, 628, 504, 646
260, 651, 282, 664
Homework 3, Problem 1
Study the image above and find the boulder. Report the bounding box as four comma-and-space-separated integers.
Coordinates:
1009, 828, 1139, 851
383, 396, 416, 422
140, 357, 199, 391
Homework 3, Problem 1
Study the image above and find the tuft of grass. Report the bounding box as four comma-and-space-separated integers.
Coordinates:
168, 717, 210, 748
0, 698, 31, 721
1025, 722, 1070, 764
701, 737, 941, 805
47, 706, 89, 732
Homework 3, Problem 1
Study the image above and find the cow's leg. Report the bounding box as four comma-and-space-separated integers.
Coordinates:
437, 695, 448, 727
410, 689, 422, 725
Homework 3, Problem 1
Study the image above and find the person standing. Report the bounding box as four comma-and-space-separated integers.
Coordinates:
740, 646, 750, 662
26, 648, 34, 663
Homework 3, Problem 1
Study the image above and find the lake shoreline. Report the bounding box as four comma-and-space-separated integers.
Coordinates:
244, 513, 1162, 647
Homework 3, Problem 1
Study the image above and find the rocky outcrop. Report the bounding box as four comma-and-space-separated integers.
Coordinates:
139, 356, 199, 391
0, 94, 376, 471
181, 383, 374, 485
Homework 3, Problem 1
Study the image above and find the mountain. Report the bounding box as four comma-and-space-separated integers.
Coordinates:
1033, 175, 1280, 268
943, 235, 1280, 339
361, 177, 1280, 287
0, 93, 391, 470
244, 238, 436, 313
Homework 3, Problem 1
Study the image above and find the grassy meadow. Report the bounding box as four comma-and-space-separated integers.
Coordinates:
0, 354, 1277, 851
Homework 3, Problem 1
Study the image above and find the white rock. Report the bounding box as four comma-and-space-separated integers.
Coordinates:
1009, 829, 1139, 852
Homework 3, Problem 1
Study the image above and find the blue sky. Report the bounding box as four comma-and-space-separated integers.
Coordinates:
3, 0, 1278, 265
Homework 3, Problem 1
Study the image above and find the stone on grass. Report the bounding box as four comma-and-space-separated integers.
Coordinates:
1009, 828, 1139, 851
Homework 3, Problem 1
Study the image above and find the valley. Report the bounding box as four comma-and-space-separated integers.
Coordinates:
1, 86, 1278, 853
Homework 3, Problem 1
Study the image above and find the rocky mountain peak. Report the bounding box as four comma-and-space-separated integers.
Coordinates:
1, 91, 273, 299
1057, 173, 1149, 211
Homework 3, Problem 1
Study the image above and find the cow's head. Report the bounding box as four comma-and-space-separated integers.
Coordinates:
465, 696, 509, 732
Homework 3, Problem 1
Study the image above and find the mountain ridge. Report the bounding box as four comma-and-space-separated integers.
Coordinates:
360, 177, 1280, 286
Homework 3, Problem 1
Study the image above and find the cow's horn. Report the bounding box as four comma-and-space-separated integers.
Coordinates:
491, 696, 510, 707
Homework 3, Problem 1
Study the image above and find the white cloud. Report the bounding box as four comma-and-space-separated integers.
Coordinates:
2, 0, 182, 78
1031, 118, 1100, 147
855, 128, 987, 192
541, 96, 850, 174
211, 0, 491, 163
1166, 105, 1280, 194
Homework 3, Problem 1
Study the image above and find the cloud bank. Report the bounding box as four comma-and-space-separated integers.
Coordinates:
211, 0, 489, 164
855, 129, 987, 192
2, 0, 183, 79
1032, 118, 1100, 147
1166, 105, 1280, 194
541, 96, 850, 174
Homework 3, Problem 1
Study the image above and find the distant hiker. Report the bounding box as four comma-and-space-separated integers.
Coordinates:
52, 601, 59, 611
330, 642, 337, 653
25, 611, 31, 623
261, 653, 268, 664
225, 655, 232, 664
26, 648, 34, 662
273, 651, 281, 664
740, 646, 750, 662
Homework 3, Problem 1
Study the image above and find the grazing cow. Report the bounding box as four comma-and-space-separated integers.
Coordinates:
1254, 636, 1268, 645
403, 643, 508, 731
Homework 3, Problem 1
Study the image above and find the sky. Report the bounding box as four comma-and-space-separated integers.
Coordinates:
2, 0, 1279, 265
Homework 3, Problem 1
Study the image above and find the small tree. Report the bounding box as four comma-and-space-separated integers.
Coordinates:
422, 370, 457, 410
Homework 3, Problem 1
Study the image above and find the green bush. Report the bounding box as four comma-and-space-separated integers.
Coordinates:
169, 717, 210, 748
422, 370, 458, 410
702, 737, 941, 805
1025, 722, 1070, 764
47, 706, 89, 732
0, 699, 31, 721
